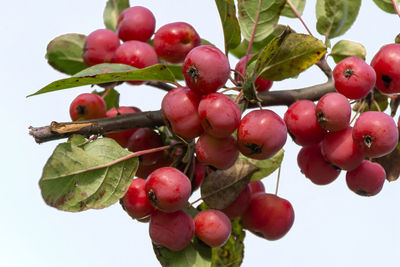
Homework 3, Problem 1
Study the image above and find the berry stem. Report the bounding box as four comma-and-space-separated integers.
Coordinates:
350, 100, 366, 124
286, 0, 314, 37
189, 197, 202, 208
392, 0, 400, 18
275, 165, 282, 195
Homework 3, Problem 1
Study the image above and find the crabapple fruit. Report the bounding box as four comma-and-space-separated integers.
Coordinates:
82, 29, 120, 67
193, 158, 206, 190
116, 6, 156, 42
69, 93, 106, 121
122, 178, 155, 219
194, 210, 232, 248
220, 185, 251, 219
127, 128, 164, 166
234, 55, 273, 92
346, 160, 386, 196
248, 181, 265, 194
316, 92, 351, 132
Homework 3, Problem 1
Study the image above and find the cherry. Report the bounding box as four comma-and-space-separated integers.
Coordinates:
352, 111, 398, 158
234, 55, 273, 92
121, 178, 155, 219
161, 87, 203, 139
193, 158, 206, 190
284, 100, 327, 147
195, 134, 239, 170
321, 127, 364, 171
316, 92, 351, 132
135, 151, 173, 179
194, 210, 232, 248
82, 29, 120, 67
145, 167, 191, 212
242, 193, 295, 241
182, 45, 230, 95
297, 143, 341, 185
346, 160, 386, 196
220, 185, 251, 219
149, 210, 194, 251
153, 22, 201, 63
248, 181, 265, 194
116, 6, 156, 42
333, 56, 376, 99
69, 93, 107, 121
127, 128, 164, 166
371, 43, 400, 94
198, 92, 242, 138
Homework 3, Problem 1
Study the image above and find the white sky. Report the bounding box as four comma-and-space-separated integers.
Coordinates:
2, 1, 400, 267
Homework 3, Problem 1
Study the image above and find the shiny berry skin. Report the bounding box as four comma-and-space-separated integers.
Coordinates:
346, 160, 386, 196
161, 87, 203, 139
238, 109, 287, 160
242, 193, 295, 241
316, 92, 351, 132
352, 111, 398, 158
69, 93, 107, 121
194, 210, 232, 248
284, 100, 327, 147
193, 158, 206, 190
321, 127, 364, 171
127, 128, 164, 166
198, 93, 242, 138
135, 151, 173, 179
234, 55, 273, 92
153, 22, 201, 63
297, 143, 341, 185
122, 178, 155, 219
182, 45, 230, 95
333, 56, 376, 99
220, 185, 251, 219
248, 181, 265, 194
196, 134, 239, 170
116, 6, 156, 42
145, 167, 191, 212
371, 43, 400, 94
82, 29, 120, 67
149, 210, 194, 251
105, 106, 141, 148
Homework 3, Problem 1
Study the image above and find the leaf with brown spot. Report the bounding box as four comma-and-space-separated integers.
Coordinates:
200, 160, 259, 210
374, 142, 400, 182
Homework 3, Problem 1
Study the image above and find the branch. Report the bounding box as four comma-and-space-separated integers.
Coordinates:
145, 81, 175, 91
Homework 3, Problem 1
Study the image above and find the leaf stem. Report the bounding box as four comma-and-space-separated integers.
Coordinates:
393, 0, 400, 18
286, 0, 314, 37
189, 197, 202, 208
274, 165, 282, 195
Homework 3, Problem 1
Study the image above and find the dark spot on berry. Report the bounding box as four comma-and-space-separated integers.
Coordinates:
244, 142, 263, 155
287, 128, 296, 142
203, 119, 213, 131
76, 105, 86, 115
187, 66, 200, 83
181, 37, 191, 44
316, 112, 327, 127
381, 74, 392, 88
356, 189, 369, 196
148, 189, 157, 205
344, 68, 354, 78
363, 134, 374, 148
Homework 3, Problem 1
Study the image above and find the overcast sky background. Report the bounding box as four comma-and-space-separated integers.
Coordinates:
2, 1, 400, 267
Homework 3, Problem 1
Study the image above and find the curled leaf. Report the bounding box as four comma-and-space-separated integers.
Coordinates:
374, 142, 400, 182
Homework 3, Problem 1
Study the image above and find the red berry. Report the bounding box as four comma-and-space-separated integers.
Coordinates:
352, 111, 398, 158
135, 151, 173, 179
122, 178, 155, 219
284, 100, 327, 146
161, 87, 203, 139
234, 55, 273, 92
127, 128, 164, 166
316, 92, 351, 132
149, 210, 194, 251
182, 45, 230, 95
371, 43, 400, 94
69, 93, 106, 121
153, 22, 201, 63
145, 167, 191, 212
194, 210, 232, 248
346, 160, 386, 196
333, 56, 376, 99
82, 29, 120, 67
193, 158, 206, 190
238, 109, 287, 160
116, 6, 155, 42
198, 92, 242, 138
220, 185, 251, 219
248, 181, 265, 194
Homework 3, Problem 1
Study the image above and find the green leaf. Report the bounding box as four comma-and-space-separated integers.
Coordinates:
256, 30, 326, 81
241, 149, 284, 182
39, 137, 138, 212
374, 142, 400, 182
330, 40, 366, 63
238, 0, 286, 42
395, 33, 400, 44
93, 88, 120, 110
373, 0, 400, 14
211, 218, 245, 267
103, 0, 130, 31
28, 64, 177, 97
45, 33, 87, 75
281, 0, 306, 18
166, 65, 184, 80
215, 0, 241, 52
316, 0, 361, 39
200, 39, 215, 46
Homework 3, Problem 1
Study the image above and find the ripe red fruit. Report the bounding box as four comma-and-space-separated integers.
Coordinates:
153, 22, 201, 63
122, 178, 155, 219
234, 55, 273, 92
248, 181, 265, 194
82, 29, 120, 67
135, 151, 173, 179
346, 160, 386, 196
116, 6, 156, 42
198, 92, 242, 138
145, 167, 191, 212
242, 193, 295, 241
195, 134, 239, 170
161, 87, 203, 139
194, 210, 232, 248
333, 56, 376, 99
371, 43, 400, 94
149, 210, 194, 251
182, 45, 230, 95
284, 100, 327, 146
297, 143, 341, 185
321, 127, 364, 171
316, 92, 351, 132
352, 111, 398, 158
127, 128, 163, 166
69, 93, 107, 121
238, 109, 287, 160
193, 158, 206, 190
105, 106, 141, 148
220, 185, 251, 219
